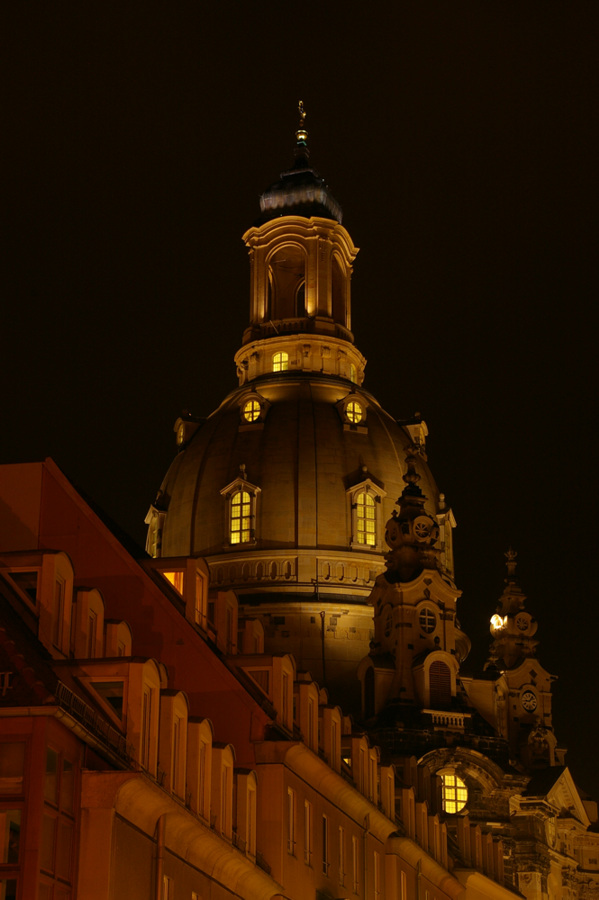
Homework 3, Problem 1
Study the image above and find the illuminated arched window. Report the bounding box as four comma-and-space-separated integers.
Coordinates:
356, 492, 376, 546
348, 480, 385, 550
273, 352, 289, 372
349, 364, 357, 384
439, 770, 467, 814
230, 490, 252, 544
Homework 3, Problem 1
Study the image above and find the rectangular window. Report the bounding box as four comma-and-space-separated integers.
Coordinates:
172, 717, 181, 795
53, 579, 65, 648
0, 811, 21, 865
44, 748, 59, 804
304, 800, 313, 865
86, 609, 97, 658
282, 672, 289, 727
374, 850, 381, 900
400, 870, 407, 900
352, 835, 359, 893
141, 687, 152, 769
162, 875, 173, 900
338, 825, 345, 884
287, 788, 296, 854
322, 815, 329, 875
0, 743, 25, 795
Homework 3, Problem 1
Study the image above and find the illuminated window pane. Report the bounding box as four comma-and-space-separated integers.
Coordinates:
441, 772, 467, 814
346, 400, 363, 424
356, 492, 376, 546
231, 491, 252, 544
349, 364, 357, 384
243, 399, 261, 422
273, 352, 289, 373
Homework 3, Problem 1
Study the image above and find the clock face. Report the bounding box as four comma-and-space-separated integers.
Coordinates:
521, 690, 537, 712
516, 613, 529, 632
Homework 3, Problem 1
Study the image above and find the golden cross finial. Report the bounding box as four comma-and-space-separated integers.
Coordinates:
298, 100, 306, 126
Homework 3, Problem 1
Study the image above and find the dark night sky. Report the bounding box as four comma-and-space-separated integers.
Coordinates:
3, 5, 598, 798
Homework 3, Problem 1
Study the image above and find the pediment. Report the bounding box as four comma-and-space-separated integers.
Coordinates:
526, 766, 590, 826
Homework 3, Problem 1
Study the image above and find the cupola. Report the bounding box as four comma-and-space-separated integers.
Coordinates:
235, 103, 365, 386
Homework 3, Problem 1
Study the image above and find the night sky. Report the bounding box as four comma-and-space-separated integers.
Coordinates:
4, 5, 598, 799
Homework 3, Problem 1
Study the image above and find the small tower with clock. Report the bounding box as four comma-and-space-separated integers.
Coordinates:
487, 550, 562, 769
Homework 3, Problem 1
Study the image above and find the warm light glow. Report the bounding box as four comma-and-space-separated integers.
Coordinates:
231, 491, 251, 544
346, 400, 363, 424
243, 399, 261, 422
273, 352, 289, 372
441, 772, 467, 814
356, 492, 375, 545
164, 571, 185, 595
490, 614, 506, 631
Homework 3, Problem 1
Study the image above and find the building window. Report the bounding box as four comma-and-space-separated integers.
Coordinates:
322, 815, 329, 875
352, 834, 359, 893
348, 481, 385, 550
440, 771, 467, 814
429, 660, 451, 706
52, 579, 65, 649
230, 490, 251, 544
304, 800, 313, 865
287, 788, 296, 855
356, 491, 376, 546
338, 826, 346, 884
242, 399, 261, 422
221, 476, 260, 546
162, 875, 173, 899
374, 851, 381, 900
419, 607, 436, 634
349, 363, 357, 384
346, 399, 363, 424
273, 351, 289, 372
141, 686, 154, 770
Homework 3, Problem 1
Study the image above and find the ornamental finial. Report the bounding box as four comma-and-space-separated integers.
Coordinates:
505, 547, 518, 579
295, 100, 309, 160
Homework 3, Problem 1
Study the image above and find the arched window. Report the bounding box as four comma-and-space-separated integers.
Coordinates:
429, 660, 451, 706
356, 492, 376, 546
439, 770, 468, 814
348, 480, 385, 550
273, 351, 289, 372
349, 363, 357, 384
230, 490, 251, 544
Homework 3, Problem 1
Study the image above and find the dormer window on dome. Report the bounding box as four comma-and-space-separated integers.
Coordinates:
347, 476, 386, 551
239, 392, 270, 428
337, 395, 368, 432
220, 469, 261, 547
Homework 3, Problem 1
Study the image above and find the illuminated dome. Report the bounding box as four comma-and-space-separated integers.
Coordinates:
146, 106, 454, 702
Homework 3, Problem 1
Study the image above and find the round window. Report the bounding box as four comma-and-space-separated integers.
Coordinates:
242, 399, 261, 423
419, 607, 436, 634
346, 400, 363, 424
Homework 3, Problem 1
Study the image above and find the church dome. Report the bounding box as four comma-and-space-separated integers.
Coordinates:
156, 376, 440, 571
146, 107, 454, 699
